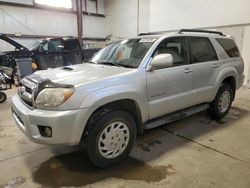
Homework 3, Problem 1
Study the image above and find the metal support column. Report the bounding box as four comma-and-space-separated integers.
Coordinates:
76, 0, 83, 46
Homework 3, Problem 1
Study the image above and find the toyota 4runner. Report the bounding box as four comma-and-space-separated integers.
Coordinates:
11, 29, 245, 167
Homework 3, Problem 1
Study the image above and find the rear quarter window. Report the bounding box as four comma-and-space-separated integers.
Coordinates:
216, 38, 240, 58
189, 37, 218, 63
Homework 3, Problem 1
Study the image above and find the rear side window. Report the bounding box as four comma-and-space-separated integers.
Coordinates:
64, 39, 80, 51
189, 37, 218, 63
216, 38, 240, 58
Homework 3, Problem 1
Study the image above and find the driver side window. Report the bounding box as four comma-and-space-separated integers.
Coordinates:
39, 39, 63, 52
153, 37, 189, 67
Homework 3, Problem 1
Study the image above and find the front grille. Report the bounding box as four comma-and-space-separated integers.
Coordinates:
25, 86, 32, 94
21, 97, 33, 107
19, 78, 37, 107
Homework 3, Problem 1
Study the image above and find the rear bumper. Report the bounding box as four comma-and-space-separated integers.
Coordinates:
11, 95, 91, 145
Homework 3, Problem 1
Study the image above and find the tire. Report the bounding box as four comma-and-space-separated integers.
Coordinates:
0, 92, 7, 103
209, 83, 233, 119
85, 110, 136, 168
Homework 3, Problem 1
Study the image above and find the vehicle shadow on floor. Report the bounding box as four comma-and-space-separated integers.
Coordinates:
31, 106, 248, 187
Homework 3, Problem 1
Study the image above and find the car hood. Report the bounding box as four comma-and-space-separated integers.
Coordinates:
34, 63, 135, 86
0, 34, 28, 51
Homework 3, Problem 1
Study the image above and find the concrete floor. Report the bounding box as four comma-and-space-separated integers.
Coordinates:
1, 87, 250, 188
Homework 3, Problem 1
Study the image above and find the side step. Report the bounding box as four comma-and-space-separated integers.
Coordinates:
144, 103, 209, 130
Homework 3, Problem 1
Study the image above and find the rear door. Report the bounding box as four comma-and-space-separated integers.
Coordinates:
147, 37, 195, 119
188, 37, 220, 104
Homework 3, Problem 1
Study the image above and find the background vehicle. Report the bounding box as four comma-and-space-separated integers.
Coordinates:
11, 29, 244, 168
0, 34, 100, 78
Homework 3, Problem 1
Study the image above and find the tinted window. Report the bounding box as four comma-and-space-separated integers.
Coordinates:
40, 39, 63, 52
216, 38, 240, 57
190, 37, 218, 63
153, 37, 188, 66
64, 39, 80, 51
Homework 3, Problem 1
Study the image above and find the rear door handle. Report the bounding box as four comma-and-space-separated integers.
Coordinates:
184, 68, 193, 73
212, 63, 220, 68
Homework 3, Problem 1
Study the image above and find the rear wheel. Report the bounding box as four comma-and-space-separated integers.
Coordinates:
0, 92, 7, 103
85, 110, 136, 168
209, 83, 233, 119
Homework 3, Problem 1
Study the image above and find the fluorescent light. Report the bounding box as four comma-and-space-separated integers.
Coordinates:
35, 0, 72, 9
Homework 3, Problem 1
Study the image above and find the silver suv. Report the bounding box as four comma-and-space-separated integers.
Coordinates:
11, 29, 245, 167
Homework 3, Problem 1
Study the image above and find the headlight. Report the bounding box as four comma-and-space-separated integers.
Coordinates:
35, 87, 75, 108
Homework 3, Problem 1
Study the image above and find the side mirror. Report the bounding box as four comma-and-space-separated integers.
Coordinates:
149, 53, 173, 71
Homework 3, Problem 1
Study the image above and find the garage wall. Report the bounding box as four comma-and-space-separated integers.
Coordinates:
0, 0, 108, 50
149, 0, 250, 32
104, 0, 150, 38
104, 0, 138, 39
241, 26, 250, 87
0, 5, 77, 36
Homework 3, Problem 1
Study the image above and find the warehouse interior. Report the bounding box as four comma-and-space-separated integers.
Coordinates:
1, 0, 250, 187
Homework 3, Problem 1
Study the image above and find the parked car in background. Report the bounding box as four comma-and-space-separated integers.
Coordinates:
0, 34, 31, 78
0, 34, 100, 79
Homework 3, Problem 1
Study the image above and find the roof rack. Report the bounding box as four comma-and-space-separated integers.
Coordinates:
179, 29, 224, 36
138, 31, 167, 36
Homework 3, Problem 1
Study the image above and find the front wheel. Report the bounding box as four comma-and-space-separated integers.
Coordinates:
208, 83, 233, 119
86, 110, 136, 168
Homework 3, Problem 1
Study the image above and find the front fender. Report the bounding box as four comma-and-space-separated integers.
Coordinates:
80, 84, 148, 123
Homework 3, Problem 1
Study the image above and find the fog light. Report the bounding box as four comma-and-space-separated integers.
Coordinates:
38, 126, 52, 137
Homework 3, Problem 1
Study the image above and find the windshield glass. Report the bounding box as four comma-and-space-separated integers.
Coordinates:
91, 38, 155, 68
28, 40, 43, 51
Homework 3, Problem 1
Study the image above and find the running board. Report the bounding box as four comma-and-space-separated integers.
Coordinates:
144, 104, 209, 130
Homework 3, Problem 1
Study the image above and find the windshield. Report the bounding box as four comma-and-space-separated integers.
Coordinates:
28, 40, 43, 51
90, 38, 155, 68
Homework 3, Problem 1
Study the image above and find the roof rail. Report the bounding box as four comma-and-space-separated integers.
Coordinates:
179, 29, 224, 36
138, 31, 165, 36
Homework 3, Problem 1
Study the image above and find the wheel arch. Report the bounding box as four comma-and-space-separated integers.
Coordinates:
80, 98, 144, 146
214, 67, 238, 100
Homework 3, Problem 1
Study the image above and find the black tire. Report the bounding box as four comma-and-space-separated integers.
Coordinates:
208, 83, 233, 119
0, 92, 7, 103
85, 110, 136, 168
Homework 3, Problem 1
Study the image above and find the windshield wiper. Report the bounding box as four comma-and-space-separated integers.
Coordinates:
115, 64, 135, 68
86, 61, 96, 64
97, 61, 119, 67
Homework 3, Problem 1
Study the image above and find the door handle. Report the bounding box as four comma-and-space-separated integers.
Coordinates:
184, 68, 193, 73
212, 63, 220, 68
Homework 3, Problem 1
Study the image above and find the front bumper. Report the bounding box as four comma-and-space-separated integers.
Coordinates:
11, 95, 91, 145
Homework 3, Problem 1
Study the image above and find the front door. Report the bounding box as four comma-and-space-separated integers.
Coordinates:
147, 37, 195, 119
